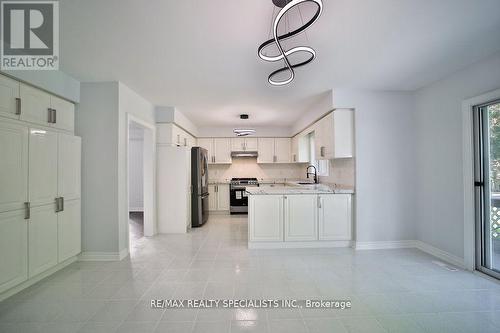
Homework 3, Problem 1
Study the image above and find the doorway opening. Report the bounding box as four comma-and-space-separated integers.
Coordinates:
127, 116, 156, 256
129, 123, 145, 243
473, 99, 500, 279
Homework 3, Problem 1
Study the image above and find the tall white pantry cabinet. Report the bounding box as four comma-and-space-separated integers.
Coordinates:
0, 74, 81, 298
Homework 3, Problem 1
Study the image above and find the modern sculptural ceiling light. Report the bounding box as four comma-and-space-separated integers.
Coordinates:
258, 0, 323, 86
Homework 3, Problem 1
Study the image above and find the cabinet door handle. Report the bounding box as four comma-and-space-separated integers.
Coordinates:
15, 98, 21, 115
47, 108, 53, 123
52, 109, 57, 124
184, 138, 187, 146
61, 197, 64, 212
318, 196, 322, 208
273, 155, 277, 163
55, 197, 60, 212
320, 146, 325, 157
24, 202, 30, 219
293, 154, 296, 162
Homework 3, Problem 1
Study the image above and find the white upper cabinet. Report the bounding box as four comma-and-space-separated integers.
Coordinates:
0, 75, 20, 120
274, 138, 291, 163
257, 138, 275, 163
58, 134, 81, 201
0, 123, 28, 213
19, 84, 51, 126
50, 96, 75, 132
315, 109, 354, 160
245, 138, 258, 151
231, 138, 245, 151
315, 113, 333, 159
213, 138, 232, 163
318, 194, 352, 240
231, 137, 258, 151
157, 123, 196, 148
28, 204, 58, 278
0, 209, 28, 294
57, 199, 81, 262
284, 194, 317, 241
258, 138, 291, 163
197, 138, 214, 163
29, 129, 58, 207
291, 135, 309, 163
19, 84, 75, 132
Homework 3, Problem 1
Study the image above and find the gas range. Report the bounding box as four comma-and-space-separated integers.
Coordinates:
230, 178, 259, 186
230, 178, 259, 214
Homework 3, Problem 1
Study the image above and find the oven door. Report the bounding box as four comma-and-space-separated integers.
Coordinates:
230, 185, 248, 213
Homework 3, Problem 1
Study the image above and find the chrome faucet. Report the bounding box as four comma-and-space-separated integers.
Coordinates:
306, 165, 318, 184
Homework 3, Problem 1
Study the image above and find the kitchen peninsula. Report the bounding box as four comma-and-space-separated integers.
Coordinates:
247, 184, 354, 249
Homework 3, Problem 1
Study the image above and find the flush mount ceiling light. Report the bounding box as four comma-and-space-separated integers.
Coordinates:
258, 0, 323, 86
233, 129, 256, 137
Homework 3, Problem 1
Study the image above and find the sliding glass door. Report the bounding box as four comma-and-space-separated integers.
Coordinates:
474, 100, 500, 278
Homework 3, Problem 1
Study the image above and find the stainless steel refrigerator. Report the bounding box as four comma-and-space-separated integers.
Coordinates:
191, 147, 209, 227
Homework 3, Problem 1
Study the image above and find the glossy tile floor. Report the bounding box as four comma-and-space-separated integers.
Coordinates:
2, 214, 500, 332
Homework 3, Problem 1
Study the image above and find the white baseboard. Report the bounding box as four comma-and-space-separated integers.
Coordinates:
119, 247, 130, 260
248, 240, 352, 249
354, 240, 466, 269
354, 240, 416, 250
0, 256, 78, 302
79, 249, 129, 262
414, 240, 465, 269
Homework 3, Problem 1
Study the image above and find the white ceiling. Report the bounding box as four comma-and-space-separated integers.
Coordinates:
60, 0, 500, 127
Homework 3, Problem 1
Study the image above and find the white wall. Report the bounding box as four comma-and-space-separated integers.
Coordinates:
415, 51, 500, 259
156, 106, 198, 136
77, 81, 155, 257
334, 90, 417, 242
76, 82, 119, 253
128, 129, 144, 211
118, 83, 156, 253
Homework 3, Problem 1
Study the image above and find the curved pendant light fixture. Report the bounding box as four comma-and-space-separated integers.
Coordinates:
258, 0, 323, 86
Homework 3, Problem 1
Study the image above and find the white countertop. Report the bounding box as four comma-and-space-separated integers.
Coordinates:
246, 183, 354, 195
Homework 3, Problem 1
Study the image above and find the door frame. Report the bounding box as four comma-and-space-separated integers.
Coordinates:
463, 88, 500, 271
126, 114, 156, 242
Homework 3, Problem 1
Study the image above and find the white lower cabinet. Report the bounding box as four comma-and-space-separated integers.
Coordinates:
248, 193, 353, 246
249, 195, 283, 241
57, 199, 81, 262
0, 210, 28, 294
208, 185, 217, 211
208, 184, 230, 211
217, 184, 230, 211
28, 204, 58, 278
318, 194, 352, 240
284, 195, 317, 241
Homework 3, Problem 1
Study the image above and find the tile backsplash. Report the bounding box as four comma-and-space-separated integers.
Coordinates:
209, 157, 307, 181
209, 157, 355, 187
319, 158, 355, 187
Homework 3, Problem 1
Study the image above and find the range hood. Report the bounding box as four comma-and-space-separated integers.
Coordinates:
231, 151, 258, 158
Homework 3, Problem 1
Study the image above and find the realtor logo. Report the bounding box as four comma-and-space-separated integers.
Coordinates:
1, 1, 59, 70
